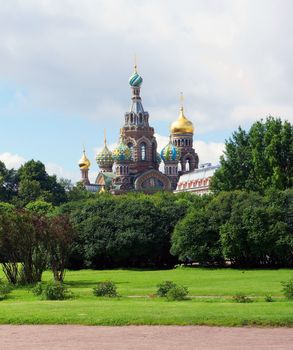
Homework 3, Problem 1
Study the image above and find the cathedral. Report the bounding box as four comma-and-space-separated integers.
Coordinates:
78, 65, 199, 194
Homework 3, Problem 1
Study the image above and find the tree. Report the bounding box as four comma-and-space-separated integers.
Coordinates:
219, 190, 293, 267
17, 160, 67, 206
47, 215, 75, 282
0, 161, 18, 203
170, 192, 232, 265
211, 117, 293, 193
0, 203, 21, 284
59, 192, 191, 269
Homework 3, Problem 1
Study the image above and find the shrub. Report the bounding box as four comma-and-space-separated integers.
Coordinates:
264, 295, 273, 302
42, 282, 71, 300
93, 281, 117, 297
232, 294, 253, 303
32, 282, 43, 296
156, 281, 177, 297
166, 285, 189, 301
281, 277, 293, 299
0, 279, 13, 300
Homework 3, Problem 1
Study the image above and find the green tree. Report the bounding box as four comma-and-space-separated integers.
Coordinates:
0, 161, 18, 203
17, 160, 67, 206
0, 203, 21, 284
211, 117, 293, 193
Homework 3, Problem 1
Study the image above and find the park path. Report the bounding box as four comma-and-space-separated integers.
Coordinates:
0, 325, 293, 350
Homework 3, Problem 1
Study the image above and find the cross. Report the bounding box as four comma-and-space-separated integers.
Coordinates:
180, 92, 184, 109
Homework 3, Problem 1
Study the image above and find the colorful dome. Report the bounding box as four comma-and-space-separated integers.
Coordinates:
78, 150, 91, 170
129, 69, 143, 87
171, 107, 194, 134
113, 139, 132, 162
161, 139, 181, 162
96, 144, 113, 168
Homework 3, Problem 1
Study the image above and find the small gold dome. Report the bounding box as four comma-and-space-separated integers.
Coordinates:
78, 150, 91, 170
170, 107, 194, 134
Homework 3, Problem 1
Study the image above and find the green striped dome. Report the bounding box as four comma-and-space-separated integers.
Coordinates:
129, 72, 143, 87
96, 145, 114, 168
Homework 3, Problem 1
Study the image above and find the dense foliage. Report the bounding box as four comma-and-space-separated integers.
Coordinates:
0, 116, 292, 272
59, 192, 201, 268
211, 117, 293, 193
171, 189, 293, 267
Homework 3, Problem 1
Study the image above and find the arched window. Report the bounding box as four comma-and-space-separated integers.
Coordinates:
140, 142, 146, 161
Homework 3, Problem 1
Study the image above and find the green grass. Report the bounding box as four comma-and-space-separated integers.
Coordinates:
0, 267, 293, 326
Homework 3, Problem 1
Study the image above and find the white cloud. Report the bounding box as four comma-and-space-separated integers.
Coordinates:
45, 162, 79, 182
0, 0, 292, 133
194, 140, 224, 165
0, 152, 26, 169
0, 152, 81, 182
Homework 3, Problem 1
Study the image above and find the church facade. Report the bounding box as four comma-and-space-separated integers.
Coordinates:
78, 65, 199, 194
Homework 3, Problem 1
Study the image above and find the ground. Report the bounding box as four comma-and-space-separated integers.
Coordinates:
1, 325, 293, 350
0, 268, 293, 326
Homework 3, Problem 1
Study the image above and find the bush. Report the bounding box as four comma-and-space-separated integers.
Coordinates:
166, 285, 189, 301
93, 281, 117, 297
265, 295, 273, 302
0, 279, 13, 300
281, 277, 293, 299
42, 282, 71, 300
156, 281, 177, 297
232, 294, 253, 303
32, 282, 43, 296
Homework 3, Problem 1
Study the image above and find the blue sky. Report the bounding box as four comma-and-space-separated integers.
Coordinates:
1, 0, 292, 182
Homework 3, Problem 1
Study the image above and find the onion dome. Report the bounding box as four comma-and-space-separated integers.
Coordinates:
171, 93, 194, 134
78, 149, 91, 170
129, 64, 143, 87
96, 143, 113, 168
161, 138, 181, 162
112, 138, 132, 162
96, 131, 114, 168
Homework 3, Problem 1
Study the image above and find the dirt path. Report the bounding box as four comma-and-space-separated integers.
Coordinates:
0, 325, 292, 350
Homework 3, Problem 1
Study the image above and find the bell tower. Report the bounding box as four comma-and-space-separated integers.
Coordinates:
120, 63, 160, 175
170, 93, 199, 173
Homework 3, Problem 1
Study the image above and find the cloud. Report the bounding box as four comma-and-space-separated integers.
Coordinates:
0, 152, 26, 169
0, 0, 292, 134
45, 162, 79, 182
194, 140, 224, 165
0, 152, 80, 183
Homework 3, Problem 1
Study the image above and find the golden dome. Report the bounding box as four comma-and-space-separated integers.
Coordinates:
78, 149, 91, 170
170, 106, 194, 134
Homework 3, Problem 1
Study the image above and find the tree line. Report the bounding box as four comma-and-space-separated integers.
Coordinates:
0, 116, 292, 277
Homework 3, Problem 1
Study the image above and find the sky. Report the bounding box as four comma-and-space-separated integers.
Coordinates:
0, 0, 292, 183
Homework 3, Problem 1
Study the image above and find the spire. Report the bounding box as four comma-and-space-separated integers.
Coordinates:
104, 128, 107, 146
180, 92, 184, 113
134, 54, 137, 73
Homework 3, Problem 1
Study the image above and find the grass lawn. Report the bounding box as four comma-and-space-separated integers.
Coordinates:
0, 267, 293, 326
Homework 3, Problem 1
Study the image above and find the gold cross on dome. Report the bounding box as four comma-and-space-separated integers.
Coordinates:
104, 128, 107, 146
134, 54, 137, 73
180, 92, 184, 109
